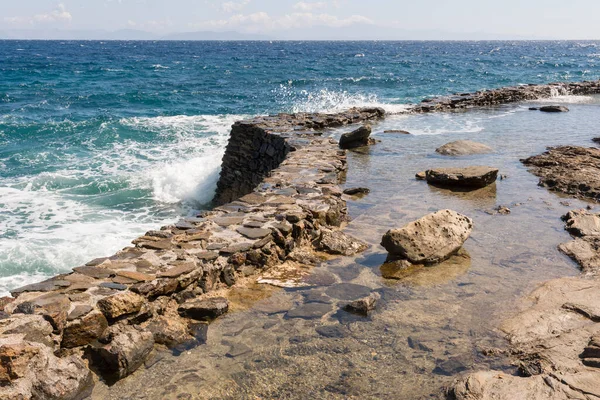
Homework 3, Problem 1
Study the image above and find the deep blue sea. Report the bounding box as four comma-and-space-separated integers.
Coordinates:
2, 40, 600, 295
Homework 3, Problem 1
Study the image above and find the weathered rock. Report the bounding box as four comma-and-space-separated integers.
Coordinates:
0, 339, 94, 400
97, 291, 146, 320
562, 209, 600, 237
539, 105, 569, 112
316, 228, 368, 256
343, 187, 370, 195
435, 140, 493, 156
559, 237, 600, 273
178, 297, 229, 321
0, 314, 55, 348
236, 226, 272, 239
415, 171, 426, 180
10, 279, 71, 297
89, 325, 154, 380
381, 209, 473, 264
425, 166, 499, 188
145, 315, 192, 348
62, 310, 108, 349
339, 125, 372, 149
522, 146, 600, 201
343, 292, 380, 315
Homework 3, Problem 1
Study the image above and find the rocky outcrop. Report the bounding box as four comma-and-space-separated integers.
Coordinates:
424, 167, 499, 189
522, 146, 600, 201
339, 124, 373, 149
435, 140, 493, 156
539, 105, 569, 112
411, 80, 600, 112
450, 276, 600, 400
381, 210, 473, 264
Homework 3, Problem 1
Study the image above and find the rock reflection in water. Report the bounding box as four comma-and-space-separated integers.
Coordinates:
381, 249, 471, 286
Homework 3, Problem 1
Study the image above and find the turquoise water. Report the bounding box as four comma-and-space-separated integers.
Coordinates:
2, 40, 600, 295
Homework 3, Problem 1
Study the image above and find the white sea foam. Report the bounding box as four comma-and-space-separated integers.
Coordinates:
0, 114, 242, 296
282, 87, 410, 115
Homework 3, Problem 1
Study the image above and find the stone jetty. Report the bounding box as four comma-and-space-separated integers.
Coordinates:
3, 80, 600, 399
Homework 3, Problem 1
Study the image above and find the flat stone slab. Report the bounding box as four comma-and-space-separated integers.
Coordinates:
562, 209, 600, 237
236, 226, 271, 239
212, 216, 245, 227
286, 303, 332, 319
157, 263, 196, 278
425, 166, 499, 188
115, 271, 154, 283
11, 279, 71, 297
435, 140, 493, 156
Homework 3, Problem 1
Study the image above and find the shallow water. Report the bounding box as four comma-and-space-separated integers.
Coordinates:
93, 97, 600, 399
3, 40, 600, 295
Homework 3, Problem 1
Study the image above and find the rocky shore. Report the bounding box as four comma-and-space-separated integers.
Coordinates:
2, 80, 600, 399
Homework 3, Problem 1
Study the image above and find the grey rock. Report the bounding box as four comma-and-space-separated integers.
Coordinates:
381, 209, 473, 264
539, 105, 569, 112
343, 292, 380, 315
325, 283, 373, 301
286, 303, 332, 319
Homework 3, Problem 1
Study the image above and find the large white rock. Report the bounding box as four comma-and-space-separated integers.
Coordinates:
381, 210, 473, 264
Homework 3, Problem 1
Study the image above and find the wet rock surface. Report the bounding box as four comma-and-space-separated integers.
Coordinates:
435, 140, 493, 156
425, 166, 499, 189
339, 124, 374, 149
522, 145, 600, 201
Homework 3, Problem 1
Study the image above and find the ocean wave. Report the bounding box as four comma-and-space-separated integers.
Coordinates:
276, 87, 410, 115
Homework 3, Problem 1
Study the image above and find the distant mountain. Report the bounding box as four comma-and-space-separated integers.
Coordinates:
0, 27, 549, 41
163, 31, 270, 41
0, 29, 269, 41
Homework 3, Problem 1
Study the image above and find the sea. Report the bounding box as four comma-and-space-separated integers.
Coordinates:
1, 40, 600, 296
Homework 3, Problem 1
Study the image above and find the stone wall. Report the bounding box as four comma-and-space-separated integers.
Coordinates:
0, 107, 383, 399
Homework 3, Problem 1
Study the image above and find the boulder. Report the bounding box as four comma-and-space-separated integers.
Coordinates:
435, 140, 493, 156
0, 338, 94, 400
97, 291, 146, 320
178, 297, 229, 321
89, 324, 154, 380
539, 105, 569, 112
62, 310, 108, 349
339, 125, 372, 149
425, 166, 499, 188
145, 315, 193, 348
381, 210, 473, 264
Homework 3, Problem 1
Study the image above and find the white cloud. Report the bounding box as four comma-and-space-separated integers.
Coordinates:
293, 2, 327, 11
3, 3, 72, 26
221, 0, 251, 13
191, 11, 373, 33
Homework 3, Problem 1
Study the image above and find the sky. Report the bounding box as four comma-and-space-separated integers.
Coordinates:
1, 0, 600, 39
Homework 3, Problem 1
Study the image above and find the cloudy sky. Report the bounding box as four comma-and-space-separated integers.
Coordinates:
1, 0, 600, 39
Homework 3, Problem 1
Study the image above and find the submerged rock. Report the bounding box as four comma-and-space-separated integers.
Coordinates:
381, 210, 473, 264
343, 292, 380, 315
316, 228, 368, 256
435, 140, 493, 156
339, 125, 373, 149
425, 166, 499, 188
